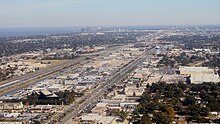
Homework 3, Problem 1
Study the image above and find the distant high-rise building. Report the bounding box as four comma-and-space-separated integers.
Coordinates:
81, 28, 86, 32
86, 26, 91, 32
81, 26, 91, 32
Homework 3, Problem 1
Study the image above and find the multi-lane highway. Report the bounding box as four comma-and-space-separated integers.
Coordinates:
0, 44, 156, 124
58, 47, 156, 124
0, 45, 124, 97
0, 57, 90, 96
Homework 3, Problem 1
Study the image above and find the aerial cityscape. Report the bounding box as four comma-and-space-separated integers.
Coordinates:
0, 0, 220, 124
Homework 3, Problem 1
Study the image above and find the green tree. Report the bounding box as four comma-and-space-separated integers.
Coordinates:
153, 112, 171, 124
183, 96, 196, 106
166, 107, 175, 119
140, 115, 152, 124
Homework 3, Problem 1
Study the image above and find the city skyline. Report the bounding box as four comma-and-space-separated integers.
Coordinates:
0, 0, 220, 27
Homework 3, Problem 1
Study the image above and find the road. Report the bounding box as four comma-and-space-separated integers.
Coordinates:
0, 57, 90, 96
0, 45, 123, 96
58, 47, 156, 124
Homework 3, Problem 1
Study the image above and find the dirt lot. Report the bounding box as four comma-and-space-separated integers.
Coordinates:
20, 59, 68, 68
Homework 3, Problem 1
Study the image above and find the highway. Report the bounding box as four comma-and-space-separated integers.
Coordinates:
0, 45, 123, 96
58, 47, 156, 124
0, 57, 90, 96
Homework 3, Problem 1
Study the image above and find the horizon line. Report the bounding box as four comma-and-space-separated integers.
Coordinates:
1, 24, 220, 29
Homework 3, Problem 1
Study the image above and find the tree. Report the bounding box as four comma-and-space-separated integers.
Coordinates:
140, 115, 152, 124
183, 96, 196, 106
146, 83, 150, 88
140, 92, 151, 103
166, 107, 175, 119
133, 92, 136, 97
112, 110, 128, 122
200, 107, 210, 116
189, 105, 200, 119
153, 112, 171, 124
207, 100, 218, 111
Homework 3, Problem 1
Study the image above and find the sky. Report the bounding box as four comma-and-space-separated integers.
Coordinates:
0, 0, 220, 27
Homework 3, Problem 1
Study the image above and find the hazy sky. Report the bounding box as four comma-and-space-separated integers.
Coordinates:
0, 0, 219, 27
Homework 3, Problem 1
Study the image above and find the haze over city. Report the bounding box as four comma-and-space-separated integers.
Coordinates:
0, 0, 220, 27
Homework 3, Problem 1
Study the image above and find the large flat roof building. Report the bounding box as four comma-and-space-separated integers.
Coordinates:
179, 66, 220, 84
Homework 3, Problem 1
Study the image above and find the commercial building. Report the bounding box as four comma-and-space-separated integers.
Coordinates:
179, 66, 220, 84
